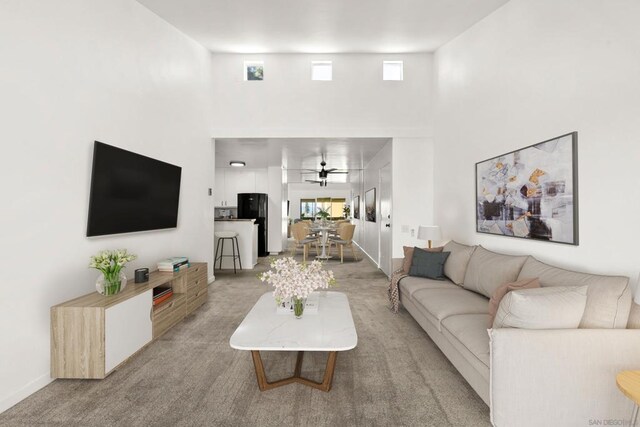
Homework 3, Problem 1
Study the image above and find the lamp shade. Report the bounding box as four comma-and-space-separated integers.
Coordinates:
418, 225, 441, 242
634, 273, 640, 305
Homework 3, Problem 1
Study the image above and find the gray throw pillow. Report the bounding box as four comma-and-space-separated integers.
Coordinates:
409, 248, 451, 280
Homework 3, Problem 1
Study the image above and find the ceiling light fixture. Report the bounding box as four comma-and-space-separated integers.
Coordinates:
229, 161, 246, 167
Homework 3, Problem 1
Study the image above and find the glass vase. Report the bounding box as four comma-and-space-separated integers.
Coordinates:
96, 271, 127, 296
292, 297, 306, 319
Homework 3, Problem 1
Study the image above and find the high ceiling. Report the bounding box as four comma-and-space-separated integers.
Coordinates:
215, 137, 389, 183
137, 0, 509, 53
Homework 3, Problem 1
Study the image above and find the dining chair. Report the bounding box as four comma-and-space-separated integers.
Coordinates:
328, 220, 350, 237
328, 224, 358, 263
290, 222, 319, 263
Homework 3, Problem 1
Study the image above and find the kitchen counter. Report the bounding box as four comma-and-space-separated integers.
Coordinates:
214, 220, 258, 270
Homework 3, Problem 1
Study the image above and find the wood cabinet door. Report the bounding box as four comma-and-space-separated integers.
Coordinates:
104, 289, 152, 373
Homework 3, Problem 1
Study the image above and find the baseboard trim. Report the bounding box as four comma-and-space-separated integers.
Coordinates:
208, 275, 215, 284
0, 373, 52, 414
353, 242, 378, 268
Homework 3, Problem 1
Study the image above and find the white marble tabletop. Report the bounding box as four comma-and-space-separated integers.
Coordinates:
229, 291, 358, 351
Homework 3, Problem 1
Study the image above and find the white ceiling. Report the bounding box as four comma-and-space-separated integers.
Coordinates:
137, 0, 509, 53
215, 137, 389, 183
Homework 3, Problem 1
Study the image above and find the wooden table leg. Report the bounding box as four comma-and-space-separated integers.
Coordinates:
322, 351, 337, 391
251, 350, 269, 391
293, 351, 338, 392
250, 350, 338, 392
294, 351, 304, 377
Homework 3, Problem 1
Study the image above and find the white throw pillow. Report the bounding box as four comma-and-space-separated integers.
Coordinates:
493, 286, 588, 329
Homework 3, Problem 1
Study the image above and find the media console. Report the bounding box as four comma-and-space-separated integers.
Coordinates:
51, 262, 208, 379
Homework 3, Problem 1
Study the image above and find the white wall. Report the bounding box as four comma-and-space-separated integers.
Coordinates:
350, 170, 364, 245
353, 141, 393, 264
287, 183, 351, 220
392, 138, 435, 257
210, 53, 433, 138
433, 0, 640, 280
209, 53, 436, 266
0, 0, 214, 413
267, 166, 284, 253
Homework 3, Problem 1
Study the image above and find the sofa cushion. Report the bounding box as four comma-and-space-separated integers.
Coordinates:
517, 257, 631, 329
493, 286, 588, 329
463, 246, 528, 298
443, 241, 477, 285
402, 246, 443, 274
398, 276, 459, 298
409, 248, 450, 280
442, 314, 491, 373
488, 278, 541, 327
412, 288, 489, 331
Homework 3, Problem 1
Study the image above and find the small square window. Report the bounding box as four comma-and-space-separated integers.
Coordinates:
311, 61, 332, 81
244, 61, 264, 81
383, 61, 403, 81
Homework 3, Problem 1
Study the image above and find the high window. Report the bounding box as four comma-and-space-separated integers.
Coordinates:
383, 61, 403, 81
300, 199, 316, 219
311, 61, 332, 81
299, 198, 347, 219
244, 61, 264, 81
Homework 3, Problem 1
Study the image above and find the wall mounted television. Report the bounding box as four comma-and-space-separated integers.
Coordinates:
87, 141, 182, 237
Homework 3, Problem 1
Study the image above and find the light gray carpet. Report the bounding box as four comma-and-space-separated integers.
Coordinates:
0, 249, 490, 426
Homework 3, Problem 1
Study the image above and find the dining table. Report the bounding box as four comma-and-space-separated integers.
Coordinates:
310, 223, 337, 260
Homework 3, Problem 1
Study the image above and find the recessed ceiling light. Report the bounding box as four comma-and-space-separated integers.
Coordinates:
230, 161, 246, 167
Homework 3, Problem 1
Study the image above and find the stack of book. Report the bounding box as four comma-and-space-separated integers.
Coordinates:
157, 257, 190, 272
153, 287, 173, 306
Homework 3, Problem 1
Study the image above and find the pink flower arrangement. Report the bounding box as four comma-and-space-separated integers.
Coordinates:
259, 257, 336, 303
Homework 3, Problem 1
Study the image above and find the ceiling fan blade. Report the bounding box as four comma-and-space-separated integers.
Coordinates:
327, 171, 349, 174
324, 168, 338, 172
304, 169, 321, 173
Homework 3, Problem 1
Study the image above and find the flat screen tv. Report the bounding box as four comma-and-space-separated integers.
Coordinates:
87, 141, 182, 237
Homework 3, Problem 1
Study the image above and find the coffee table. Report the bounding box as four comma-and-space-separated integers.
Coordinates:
229, 291, 357, 392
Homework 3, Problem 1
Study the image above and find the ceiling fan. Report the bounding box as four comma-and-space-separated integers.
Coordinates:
304, 160, 348, 187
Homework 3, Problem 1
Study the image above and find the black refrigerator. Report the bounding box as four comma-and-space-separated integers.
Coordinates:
237, 193, 268, 257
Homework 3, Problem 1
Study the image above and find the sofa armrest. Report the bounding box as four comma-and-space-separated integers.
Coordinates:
490, 328, 640, 427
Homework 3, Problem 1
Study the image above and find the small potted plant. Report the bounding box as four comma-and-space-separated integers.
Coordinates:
259, 257, 335, 318
316, 207, 331, 225
343, 205, 351, 219
90, 249, 137, 296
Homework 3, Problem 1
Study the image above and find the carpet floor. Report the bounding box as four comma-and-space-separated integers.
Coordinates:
0, 248, 490, 427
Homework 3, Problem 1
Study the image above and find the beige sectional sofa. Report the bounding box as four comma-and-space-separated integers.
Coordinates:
396, 241, 639, 427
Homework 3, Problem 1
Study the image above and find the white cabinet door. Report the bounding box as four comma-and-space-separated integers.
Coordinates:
224, 169, 239, 206
214, 169, 226, 206
104, 289, 152, 373
254, 169, 268, 193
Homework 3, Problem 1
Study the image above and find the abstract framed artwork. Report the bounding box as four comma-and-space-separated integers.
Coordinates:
365, 188, 376, 222
475, 132, 578, 245
353, 195, 360, 219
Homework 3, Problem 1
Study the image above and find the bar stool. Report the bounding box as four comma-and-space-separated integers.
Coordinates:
214, 231, 242, 273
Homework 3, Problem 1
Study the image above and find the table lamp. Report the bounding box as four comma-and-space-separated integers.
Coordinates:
633, 272, 640, 305
418, 225, 441, 249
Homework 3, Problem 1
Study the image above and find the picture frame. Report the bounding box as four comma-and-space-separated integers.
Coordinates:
475, 132, 578, 245
353, 195, 360, 219
365, 188, 376, 222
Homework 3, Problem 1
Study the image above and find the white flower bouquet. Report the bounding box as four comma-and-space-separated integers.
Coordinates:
89, 249, 137, 295
259, 257, 335, 317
